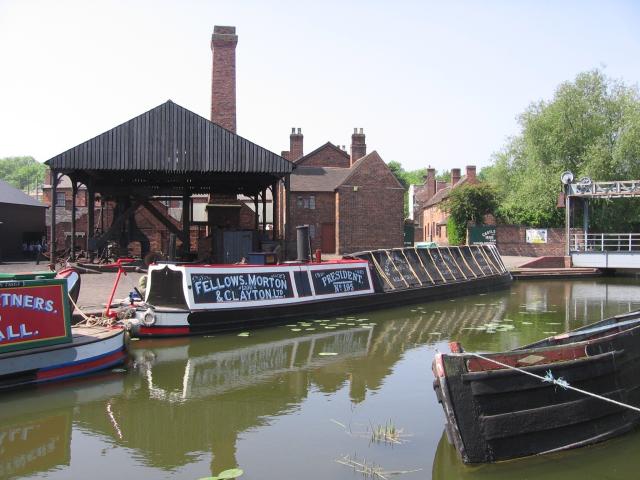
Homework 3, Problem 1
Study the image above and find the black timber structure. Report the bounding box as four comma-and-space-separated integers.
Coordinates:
45, 100, 294, 264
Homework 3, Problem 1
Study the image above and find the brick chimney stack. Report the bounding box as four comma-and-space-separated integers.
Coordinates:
436, 181, 447, 192
425, 167, 436, 200
290, 128, 304, 160
466, 165, 477, 183
451, 168, 461, 187
350, 128, 366, 165
211, 26, 238, 132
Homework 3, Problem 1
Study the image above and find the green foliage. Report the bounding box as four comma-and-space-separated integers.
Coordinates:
386, 161, 448, 217
446, 217, 465, 246
485, 69, 640, 229
442, 183, 499, 245
0, 156, 46, 192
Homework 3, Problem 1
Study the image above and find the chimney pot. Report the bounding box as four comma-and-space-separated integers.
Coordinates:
290, 127, 304, 160
359, 128, 363, 134
354, 128, 357, 134
451, 168, 461, 187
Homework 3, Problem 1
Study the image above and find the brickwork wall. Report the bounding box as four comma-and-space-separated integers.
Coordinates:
495, 226, 577, 256
422, 205, 449, 244
298, 145, 351, 168
285, 192, 336, 252
336, 153, 404, 254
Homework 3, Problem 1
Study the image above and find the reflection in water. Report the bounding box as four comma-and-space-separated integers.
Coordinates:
1, 278, 640, 479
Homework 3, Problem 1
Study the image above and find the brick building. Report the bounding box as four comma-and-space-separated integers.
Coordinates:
278, 128, 404, 255
417, 165, 478, 245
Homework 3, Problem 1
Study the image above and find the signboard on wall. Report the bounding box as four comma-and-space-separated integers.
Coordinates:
526, 229, 548, 244
191, 271, 294, 304
310, 267, 371, 295
0, 280, 72, 353
469, 226, 496, 245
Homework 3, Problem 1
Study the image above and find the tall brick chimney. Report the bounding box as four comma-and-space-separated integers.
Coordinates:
211, 26, 238, 132
350, 128, 366, 165
466, 165, 477, 183
290, 128, 304, 161
425, 167, 436, 200
451, 168, 461, 187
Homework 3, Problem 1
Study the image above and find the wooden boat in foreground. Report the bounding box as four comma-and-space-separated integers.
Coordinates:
0, 270, 126, 389
122, 245, 512, 337
433, 309, 640, 463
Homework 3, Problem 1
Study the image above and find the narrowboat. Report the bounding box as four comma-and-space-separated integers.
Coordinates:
123, 245, 512, 337
0, 270, 127, 389
433, 309, 640, 463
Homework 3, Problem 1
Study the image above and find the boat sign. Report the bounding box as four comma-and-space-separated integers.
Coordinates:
0, 279, 72, 353
310, 267, 371, 295
191, 271, 295, 304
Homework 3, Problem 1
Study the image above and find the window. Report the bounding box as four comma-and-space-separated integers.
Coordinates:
55, 192, 66, 207
297, 195, 316, 209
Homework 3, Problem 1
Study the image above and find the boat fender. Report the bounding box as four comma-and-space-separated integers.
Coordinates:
142, 307, 156, 327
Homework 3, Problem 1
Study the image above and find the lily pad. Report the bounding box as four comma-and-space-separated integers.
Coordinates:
305, 328, 316, 331
291, 328, 301, 332
111, 368, 126, 373
218, 468, 244, 479
324, 326, 336, 329
318, 352, 338, 356
237, 332, 250, 337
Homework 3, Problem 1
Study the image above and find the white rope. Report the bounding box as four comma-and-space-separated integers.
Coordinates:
468, 351, 640, 414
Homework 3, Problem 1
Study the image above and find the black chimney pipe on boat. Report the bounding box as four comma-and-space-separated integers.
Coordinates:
296, 225, 311, 262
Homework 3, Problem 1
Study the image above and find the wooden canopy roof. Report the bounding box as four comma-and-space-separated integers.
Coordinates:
45, 100, 294, 195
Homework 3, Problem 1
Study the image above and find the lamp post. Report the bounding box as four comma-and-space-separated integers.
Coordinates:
560, 171, 574, 257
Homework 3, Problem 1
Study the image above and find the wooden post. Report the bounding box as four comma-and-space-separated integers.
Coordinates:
71, 179, 77, 261
272, 182, 278, 240
254, 194, 259, 232
284, 175, 291, 259
50, 170, 59, 270
87, 183, 95, 255
262, 187, 267, 235
182, 193, 190, 255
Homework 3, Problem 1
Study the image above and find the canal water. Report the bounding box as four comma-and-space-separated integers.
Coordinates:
2, 277, 640, 480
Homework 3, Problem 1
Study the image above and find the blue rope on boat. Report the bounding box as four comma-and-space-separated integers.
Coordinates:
542, 370, 570, 390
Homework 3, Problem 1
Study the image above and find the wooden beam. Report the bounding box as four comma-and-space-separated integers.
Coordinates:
139, 199, 187, 243
94, 200, 141, 248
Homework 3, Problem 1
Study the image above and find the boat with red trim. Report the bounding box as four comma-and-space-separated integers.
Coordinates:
0, 270, 127, 389
432, 309, 640, 463
123, 245, 512, 337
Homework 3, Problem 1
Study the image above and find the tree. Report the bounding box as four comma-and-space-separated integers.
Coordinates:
484, 69, 640, 229
442, 183, 499, 245
0, 156, 47, 192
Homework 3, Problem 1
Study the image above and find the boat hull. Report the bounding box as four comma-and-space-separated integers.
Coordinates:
433, 311, 640, 463
0, 326, 127, 389
130, 272, 513, 337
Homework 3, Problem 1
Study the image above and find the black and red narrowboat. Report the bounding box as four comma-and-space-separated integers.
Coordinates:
123, 245, 512, 337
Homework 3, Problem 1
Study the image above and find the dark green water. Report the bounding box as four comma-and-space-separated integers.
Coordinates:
2, 278, 640, 480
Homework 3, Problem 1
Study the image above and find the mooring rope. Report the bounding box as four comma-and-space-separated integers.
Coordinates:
468, 351, 640, 414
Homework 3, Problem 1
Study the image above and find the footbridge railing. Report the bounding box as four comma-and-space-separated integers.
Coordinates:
570, 233, 640, 268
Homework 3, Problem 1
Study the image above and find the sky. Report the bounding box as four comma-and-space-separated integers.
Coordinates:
1, 0, 639, 173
